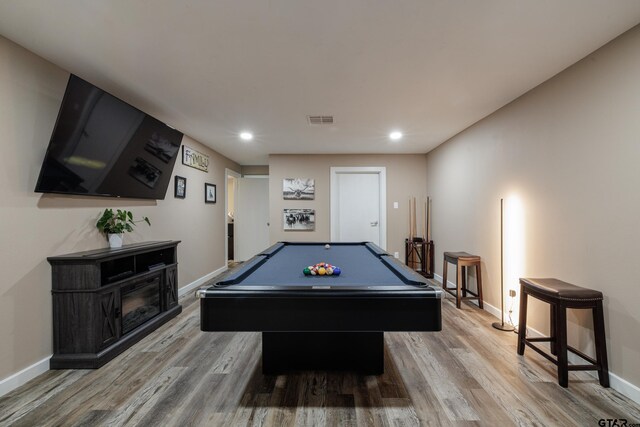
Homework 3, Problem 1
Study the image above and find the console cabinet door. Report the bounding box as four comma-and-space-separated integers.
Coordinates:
165, 266, 178, 309
98, 289, 120, 349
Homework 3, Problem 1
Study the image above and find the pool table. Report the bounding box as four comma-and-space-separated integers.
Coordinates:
197, 242, 442, 374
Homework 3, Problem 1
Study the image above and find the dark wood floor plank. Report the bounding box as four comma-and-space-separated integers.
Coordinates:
460, 388, 514, 427
263, 375, 300, 427
377, 344, 410, 399
353, 375, 391, 427
383, 397, 419, 427
386, 335, 456, 426
104, 366, 187, 427
293, 371, 328, 426
325, 394, 357, 427
210, 332, 261, 374
450, 346, 576, 426
402, 332, 480, 421
0, 370, 86, 425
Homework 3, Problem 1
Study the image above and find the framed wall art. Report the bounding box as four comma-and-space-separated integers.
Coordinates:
182, 146, 209, 172
283, 178, 315, 200
174, 176, 186, 198
205, 183, 216, 203
283, 208, 315, 231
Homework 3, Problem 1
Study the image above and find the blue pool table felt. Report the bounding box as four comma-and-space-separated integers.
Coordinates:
238, 244, 402, 286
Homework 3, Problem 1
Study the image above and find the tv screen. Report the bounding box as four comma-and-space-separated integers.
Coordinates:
35, 75, 183, 199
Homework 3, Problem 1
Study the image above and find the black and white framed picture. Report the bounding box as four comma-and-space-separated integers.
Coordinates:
174, 176, 186, 198
204, 183, 216, 203
283, 178, 315, 200
283, 208, 315, 231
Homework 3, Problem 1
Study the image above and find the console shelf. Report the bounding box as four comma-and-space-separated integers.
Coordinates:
48, 240, 181, 369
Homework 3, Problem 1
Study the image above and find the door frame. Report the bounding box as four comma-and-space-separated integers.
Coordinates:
330, 166, 387, 249
225, 168, 241, 262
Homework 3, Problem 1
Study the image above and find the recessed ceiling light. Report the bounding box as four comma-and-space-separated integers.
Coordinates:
239, 131, 253, 141
389, 131, 403, 141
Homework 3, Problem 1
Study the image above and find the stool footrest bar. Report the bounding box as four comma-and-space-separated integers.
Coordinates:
524, 341, 557, 365
568, 364, 598, 371
526, 337, 552, 343
567, 346, 597, 366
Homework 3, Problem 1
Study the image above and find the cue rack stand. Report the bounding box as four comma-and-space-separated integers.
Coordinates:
405, 196, 434, 278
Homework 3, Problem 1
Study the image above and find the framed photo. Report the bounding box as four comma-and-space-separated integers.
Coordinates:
204, 183, 216, 203
283, 208, 315, 231
174, 176, 186, 198
283, 178, 315, 200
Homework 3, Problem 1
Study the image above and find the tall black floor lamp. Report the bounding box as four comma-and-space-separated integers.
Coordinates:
493, 198, 514, 332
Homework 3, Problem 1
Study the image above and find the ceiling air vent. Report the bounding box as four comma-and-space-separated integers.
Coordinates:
307, 115, 334, 125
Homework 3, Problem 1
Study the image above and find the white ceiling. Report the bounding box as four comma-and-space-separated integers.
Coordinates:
1, 1, 639, 165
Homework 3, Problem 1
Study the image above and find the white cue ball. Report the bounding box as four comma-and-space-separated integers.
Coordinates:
325, 244, 330, 249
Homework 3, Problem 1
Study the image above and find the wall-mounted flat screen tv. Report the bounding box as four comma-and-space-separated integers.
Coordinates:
35, 75, 183, 199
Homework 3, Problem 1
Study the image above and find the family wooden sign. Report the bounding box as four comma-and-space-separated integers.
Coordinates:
182, 146, 209, 172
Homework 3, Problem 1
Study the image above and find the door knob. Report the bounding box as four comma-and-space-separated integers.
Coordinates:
370, 221, 378, 226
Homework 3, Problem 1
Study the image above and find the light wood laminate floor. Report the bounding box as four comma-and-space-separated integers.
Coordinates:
1, 285, 639, 426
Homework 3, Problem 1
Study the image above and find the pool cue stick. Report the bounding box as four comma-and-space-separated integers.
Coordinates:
426, 197, 431, 242
409, 197, 418, 269
408, 198, 412, 239
408, 198, 412, 266
413, 197, 417, 239
423, 199, 426, 240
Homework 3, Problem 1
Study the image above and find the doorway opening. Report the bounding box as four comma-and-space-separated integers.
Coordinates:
225, 169, 240, 267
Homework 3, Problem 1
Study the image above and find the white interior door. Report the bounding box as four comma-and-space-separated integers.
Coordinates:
235, 176, 269, 261
331, 167, 386, 248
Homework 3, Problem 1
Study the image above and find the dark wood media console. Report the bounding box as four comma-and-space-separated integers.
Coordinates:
48, 241, 182, 369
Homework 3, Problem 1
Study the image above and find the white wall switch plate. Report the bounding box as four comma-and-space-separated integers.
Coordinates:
393, 202, 398, 209
394, 251, 399, 258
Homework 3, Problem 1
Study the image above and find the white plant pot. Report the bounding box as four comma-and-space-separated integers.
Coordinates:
108, 233, 124, 249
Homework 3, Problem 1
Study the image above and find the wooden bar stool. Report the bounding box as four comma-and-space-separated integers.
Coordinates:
442, 252, 484, 309
517, 278, 609, 388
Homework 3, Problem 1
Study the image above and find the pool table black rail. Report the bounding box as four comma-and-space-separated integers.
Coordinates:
212, 241, 432, 288
259, 241, 389, 258
199, 293, 442, 332
214, 255, 265, 287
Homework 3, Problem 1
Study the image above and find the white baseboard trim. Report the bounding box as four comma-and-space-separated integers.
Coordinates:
0, 268, 228, 399
0, 356, 51, 398
178, 265, 228, 297
433, 273, 640, 404
603, 371, 640, 405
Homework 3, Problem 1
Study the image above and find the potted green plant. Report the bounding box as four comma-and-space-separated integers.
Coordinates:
96, 209, 151, 248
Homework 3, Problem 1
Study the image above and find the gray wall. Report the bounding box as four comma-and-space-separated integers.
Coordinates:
426, 25, 640, 389
269, 154, 428, 259
0, 35, 240, 382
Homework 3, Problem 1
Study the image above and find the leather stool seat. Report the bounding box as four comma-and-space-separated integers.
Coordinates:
519, 278, 603, 301
445, 252, 480, 261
